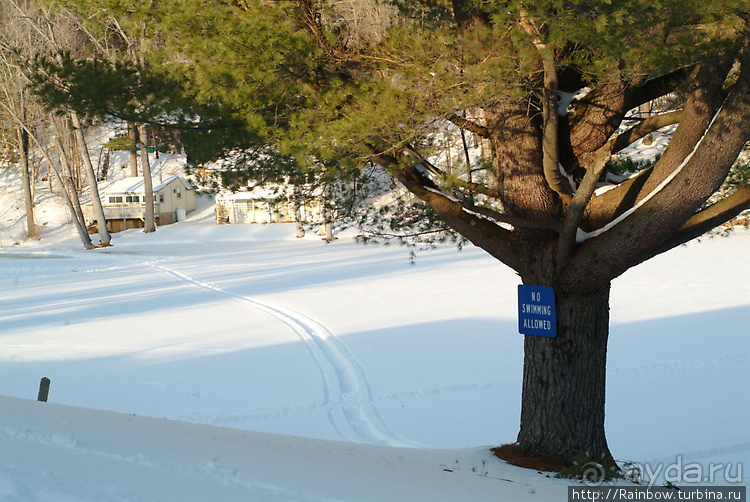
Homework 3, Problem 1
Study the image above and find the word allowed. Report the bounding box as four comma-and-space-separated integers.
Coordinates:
518, 285, 556, 337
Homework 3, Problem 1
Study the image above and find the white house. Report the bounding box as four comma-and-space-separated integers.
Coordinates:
84, 175, 197, 232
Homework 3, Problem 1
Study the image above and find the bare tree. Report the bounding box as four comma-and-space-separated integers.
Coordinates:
2, 105, 95, 248
71, 110, 111, 245
1, 0, 110, 247
16, 105, 38, 239
0, 1, 38, 240
138, 123, 156, 232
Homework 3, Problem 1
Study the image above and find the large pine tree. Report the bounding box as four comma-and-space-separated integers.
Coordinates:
57, 0, 750, 465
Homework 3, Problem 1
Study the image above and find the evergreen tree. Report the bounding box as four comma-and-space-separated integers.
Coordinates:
51, 0, 750, 465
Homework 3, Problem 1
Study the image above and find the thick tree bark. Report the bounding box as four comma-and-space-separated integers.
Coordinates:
485, 106, 562, 222
568, 78, 628, 160
518, 284, 613, 466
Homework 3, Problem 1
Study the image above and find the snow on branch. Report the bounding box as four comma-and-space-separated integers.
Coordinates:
576, 102, 726, 243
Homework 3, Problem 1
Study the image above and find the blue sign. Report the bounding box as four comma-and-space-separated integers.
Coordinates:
518, 285, 556, 337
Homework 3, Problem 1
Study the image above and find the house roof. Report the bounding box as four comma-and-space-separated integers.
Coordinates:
102, 175, 194, 195
216, 182, 321, 201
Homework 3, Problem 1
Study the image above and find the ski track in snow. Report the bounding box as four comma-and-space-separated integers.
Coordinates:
140, 258, 416, 448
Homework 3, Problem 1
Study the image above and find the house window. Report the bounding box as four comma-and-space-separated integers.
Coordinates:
126, 195, 140, 203
109, 196, 123, 203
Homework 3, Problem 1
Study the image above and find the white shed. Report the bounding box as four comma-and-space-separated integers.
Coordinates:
216, 185, 321, 225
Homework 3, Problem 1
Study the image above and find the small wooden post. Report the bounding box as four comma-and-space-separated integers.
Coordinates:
38, 377, 50, 402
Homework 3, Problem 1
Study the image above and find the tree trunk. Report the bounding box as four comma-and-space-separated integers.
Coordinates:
321, 184, 334, 241
138, 124, 156, 233
292, 190, 305, 238
50, 141, 94, 249
517, 283, 614, 466
51, 163, 94, 250
128, 122, 139, 177
18, 127, 38, 239
54, 133, 88, 234
71, 112, 111, 246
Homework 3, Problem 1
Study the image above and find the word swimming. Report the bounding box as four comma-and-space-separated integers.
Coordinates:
520, 303, 553, 316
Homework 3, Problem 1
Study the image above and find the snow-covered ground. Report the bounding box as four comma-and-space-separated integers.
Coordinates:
0, 152, 748, 500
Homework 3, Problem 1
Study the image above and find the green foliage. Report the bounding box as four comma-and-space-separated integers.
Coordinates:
197, 148, 305, 193
25, 52, 178, 122
102, 134, 133, 151
47, 0, 750, 148
605, 155, 659, 176
354, 193, 465, 251
25, 50, 278, 178
42, 0, 750, 244
489, 0, 747, 82
726, 158, 750, 189
50, 0, 750, 165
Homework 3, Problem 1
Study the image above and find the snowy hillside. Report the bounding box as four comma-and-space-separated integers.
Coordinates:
0, 149, 748, 499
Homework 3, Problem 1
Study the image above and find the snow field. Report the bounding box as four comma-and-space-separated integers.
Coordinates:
0, 149, 748, 499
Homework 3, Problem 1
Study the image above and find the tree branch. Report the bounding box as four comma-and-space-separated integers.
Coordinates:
556, 141, 614, 270
402, 145, 502, 198
567, 76, 628, 159
645, 188, 750, 260
401, 147, 561, 232
585, 61, 733, 229
519, 9, 571, 198
612, 110, 684, 154
447, 113, 489, 138
562, 29, 750, 289
460, 199, 562, 232
623, 66, 692, 111
372, 153, 524, 271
